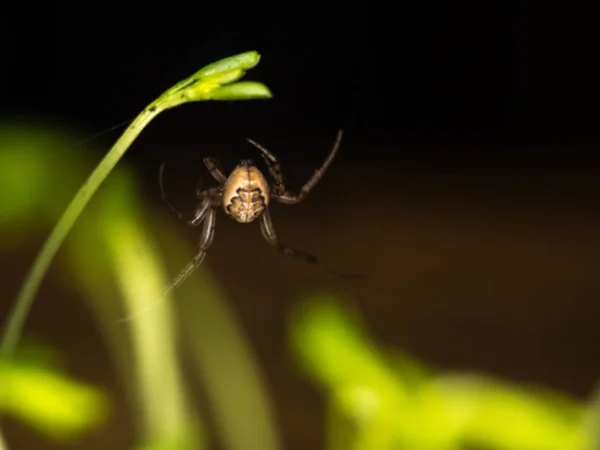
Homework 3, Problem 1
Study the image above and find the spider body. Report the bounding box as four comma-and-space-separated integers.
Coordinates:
221, 160, 270, 223
159, 129, 363, 295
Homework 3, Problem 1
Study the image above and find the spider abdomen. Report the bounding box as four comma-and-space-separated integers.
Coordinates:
222, 163, 270, 223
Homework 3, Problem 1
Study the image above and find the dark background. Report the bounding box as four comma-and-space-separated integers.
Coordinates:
3, 3, 599, 192
4, 3, 598, 151
2, 2, 600, 449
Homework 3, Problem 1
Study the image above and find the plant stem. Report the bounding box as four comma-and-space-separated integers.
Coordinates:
0, 106, 159, 362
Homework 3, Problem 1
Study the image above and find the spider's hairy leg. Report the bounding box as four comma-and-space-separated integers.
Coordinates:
259, 208, 316, 263
195, 158, 226, 200
203, 157, 228, 184
159, 162, 185, 219
164, 205, 217, 296
259, 207, 365, 279
245, 137, 286, 196
274, 129, 344, 205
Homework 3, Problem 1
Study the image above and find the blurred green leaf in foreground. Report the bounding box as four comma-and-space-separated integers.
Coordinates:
0, 344, 109, 443
290, 296, 599, 450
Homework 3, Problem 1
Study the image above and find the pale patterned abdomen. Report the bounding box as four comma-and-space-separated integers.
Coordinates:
222, 165, 270, 223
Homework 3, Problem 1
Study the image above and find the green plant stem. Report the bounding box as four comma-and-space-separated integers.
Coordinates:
0, 107, 160, 362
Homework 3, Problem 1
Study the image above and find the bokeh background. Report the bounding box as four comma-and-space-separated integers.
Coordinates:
2, 3, 599, 450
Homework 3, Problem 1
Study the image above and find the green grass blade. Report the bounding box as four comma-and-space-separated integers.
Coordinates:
0, 108, 158, 362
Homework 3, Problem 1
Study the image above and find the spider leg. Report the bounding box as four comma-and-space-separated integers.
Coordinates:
259, 207, 365, 279
273, 129, 343, 205
194, 157, 226, 199
187, 190, 220, 226
164, 205, 217, 296
245, 137, 286, 196
203, 157, 228, 184
160, 162, 218, 226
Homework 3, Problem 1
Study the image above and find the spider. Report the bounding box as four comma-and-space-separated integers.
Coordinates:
159, 129, 365, 295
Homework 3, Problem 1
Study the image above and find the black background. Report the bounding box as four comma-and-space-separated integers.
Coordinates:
3, 3, 598, 162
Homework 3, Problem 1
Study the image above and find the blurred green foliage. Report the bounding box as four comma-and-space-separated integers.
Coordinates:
0, 343, 108, 442
290, 296, 599, 450
0, 122, 86, 244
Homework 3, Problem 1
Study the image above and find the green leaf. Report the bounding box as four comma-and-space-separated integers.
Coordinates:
195, 51, 261, 78
0, 359, 109, 442
204, 82, 273, 100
